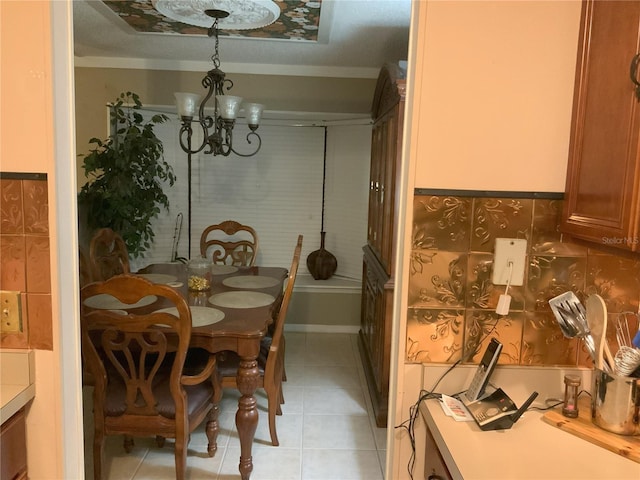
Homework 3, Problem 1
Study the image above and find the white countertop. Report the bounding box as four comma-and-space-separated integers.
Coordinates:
419, 365, 640, 479
0, 350, 35, 424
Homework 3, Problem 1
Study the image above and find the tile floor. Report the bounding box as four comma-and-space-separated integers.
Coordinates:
83, 332, 388, 480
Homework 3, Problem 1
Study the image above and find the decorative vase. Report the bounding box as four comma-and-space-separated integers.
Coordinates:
306, 231, 337, 280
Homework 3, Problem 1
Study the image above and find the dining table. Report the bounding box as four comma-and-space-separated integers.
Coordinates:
130, 262, 287, 480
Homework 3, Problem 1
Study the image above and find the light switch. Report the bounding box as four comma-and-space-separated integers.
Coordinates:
0, 291, 22, 333
492, 238, 527, 286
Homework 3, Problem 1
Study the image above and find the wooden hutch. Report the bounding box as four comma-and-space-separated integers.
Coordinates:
358, 63, 406, 427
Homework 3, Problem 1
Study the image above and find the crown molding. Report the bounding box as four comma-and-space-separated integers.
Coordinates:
73, 56, 380, 79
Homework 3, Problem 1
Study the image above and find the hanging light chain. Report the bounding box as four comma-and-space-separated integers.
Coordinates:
211, 16, 221, 68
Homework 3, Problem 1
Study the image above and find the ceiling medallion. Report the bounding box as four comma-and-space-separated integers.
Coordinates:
152, 0, 280, 30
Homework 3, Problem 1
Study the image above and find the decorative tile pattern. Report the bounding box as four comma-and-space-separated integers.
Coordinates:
412, 196, 471, 251
406, 308, 463, 363
22, 179, 49, 234
407, 251, 466, 308
0, 179, 23, 234
103, 0, 322, 41
409, 193, 640, 369
0, 175, 51, 350
470, 198, 533, 252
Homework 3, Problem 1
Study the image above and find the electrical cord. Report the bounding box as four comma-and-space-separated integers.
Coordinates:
396, 319, 500, 480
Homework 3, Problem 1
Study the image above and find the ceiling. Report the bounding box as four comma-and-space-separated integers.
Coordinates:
73, 0, 412, 79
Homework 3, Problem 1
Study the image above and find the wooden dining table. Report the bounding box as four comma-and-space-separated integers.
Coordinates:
135, 262, 288, 480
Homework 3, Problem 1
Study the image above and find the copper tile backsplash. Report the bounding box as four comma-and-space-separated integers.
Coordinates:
408, 193, 640, 368
0, 174, 52, 350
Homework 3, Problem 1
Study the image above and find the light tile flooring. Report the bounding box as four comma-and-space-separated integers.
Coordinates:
83, 332, 388, 479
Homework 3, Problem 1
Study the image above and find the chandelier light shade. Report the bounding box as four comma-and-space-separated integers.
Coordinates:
175, 9, 264, 157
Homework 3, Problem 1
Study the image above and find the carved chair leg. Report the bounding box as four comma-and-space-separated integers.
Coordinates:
93, 430, 104, 480
174, 435, 187, 480
155, 435, 166, 448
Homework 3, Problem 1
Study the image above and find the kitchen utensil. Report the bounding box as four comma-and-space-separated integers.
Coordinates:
615, 312, 634, 348
549, 292, 598, 364
586, 294, 615, 372
613, 346, 640, 377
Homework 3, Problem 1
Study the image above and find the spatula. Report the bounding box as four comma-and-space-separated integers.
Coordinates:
586, 294, 614, 372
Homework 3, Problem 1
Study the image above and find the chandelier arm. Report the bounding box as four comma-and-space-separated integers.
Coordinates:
178, 123, 207, 154
229, 131, 262, 158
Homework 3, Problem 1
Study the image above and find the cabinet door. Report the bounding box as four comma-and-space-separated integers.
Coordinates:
424, 426, 453, 480
368, 104, 401, 273
561, 1, 640, 251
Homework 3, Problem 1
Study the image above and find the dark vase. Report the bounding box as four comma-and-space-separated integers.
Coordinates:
306, 231, 337, 280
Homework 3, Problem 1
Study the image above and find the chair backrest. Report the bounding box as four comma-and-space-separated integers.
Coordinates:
89, 228, 131, 281
199, 220, 259, 266
266, 235, 302, 372
80, 274, 192, 424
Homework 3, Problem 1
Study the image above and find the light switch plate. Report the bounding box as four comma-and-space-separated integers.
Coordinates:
492, 238, 527, 286
0, 291, 23, 333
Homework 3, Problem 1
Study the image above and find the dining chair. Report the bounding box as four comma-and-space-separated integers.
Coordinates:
215, 234, 303, 446
88, 227, 131, 281
199, 220, 259, 266
81, 274, 218, 480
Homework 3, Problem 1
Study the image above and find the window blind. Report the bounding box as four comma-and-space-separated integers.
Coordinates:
129, 111, 370, 281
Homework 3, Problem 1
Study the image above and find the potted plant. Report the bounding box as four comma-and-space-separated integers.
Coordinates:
78, 91, 176, 258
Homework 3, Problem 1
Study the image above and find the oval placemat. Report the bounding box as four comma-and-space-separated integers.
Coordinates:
83, 294, 158, 310
154, 306, 225, 327
211, 265, 238, 275
208, 291, 275, 309
222, 275, 280, 289
136, 273, 178, 284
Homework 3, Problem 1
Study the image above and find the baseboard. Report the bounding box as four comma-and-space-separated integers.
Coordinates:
285, 323, 360, 334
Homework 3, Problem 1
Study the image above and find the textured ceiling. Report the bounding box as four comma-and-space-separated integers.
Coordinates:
73, 0, 412, 78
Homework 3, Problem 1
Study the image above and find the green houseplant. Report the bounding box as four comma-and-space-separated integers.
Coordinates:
78, 92, 176, 258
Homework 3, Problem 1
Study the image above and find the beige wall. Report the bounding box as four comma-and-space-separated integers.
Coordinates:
74, 67, 376, 187
413, 0, 581, 192
1, 1, 64, 478
390, 1, 583, 479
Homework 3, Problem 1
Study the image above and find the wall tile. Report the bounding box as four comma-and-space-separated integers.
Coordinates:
585, 252, 640, 313
466, 253, 525, 311
413, 196, 471, 251
526, 255, 587, 311
521, 311, 578, 366
0, 234, 26, 291
470, 198, 533, 252
408, 251, 467, 308
406, 308, 464, 363
408, 192, 640, 369
26, 293, 52, 350
22, 179, 49, 234
0, 179, 23, 234
0, 175, 52, 351
463, 310, 523, 365
25, 235, 51, 293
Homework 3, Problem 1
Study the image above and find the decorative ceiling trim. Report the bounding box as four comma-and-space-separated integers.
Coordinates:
73, 55, 381, 79
102, 0, 322, 41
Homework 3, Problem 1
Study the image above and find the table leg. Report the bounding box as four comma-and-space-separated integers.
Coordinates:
236, 356, 260, 480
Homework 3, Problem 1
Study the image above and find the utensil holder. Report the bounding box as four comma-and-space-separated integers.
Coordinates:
592, 368, 640, 435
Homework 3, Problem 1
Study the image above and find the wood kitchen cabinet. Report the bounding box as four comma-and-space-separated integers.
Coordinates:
0, 408, 28, 480
424, 424, 453, 480
359, 63, 405, 427
561, 0, 640, 251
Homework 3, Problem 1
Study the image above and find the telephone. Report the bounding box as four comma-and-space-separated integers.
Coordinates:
463, 337, 502, 403
464, 388, 539, 431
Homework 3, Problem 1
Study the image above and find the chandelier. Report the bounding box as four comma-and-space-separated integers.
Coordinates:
175, 9, 264, 157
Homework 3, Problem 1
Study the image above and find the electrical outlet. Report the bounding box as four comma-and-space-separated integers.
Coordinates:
492, 238, 527, 286
0, 291, 23, 333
